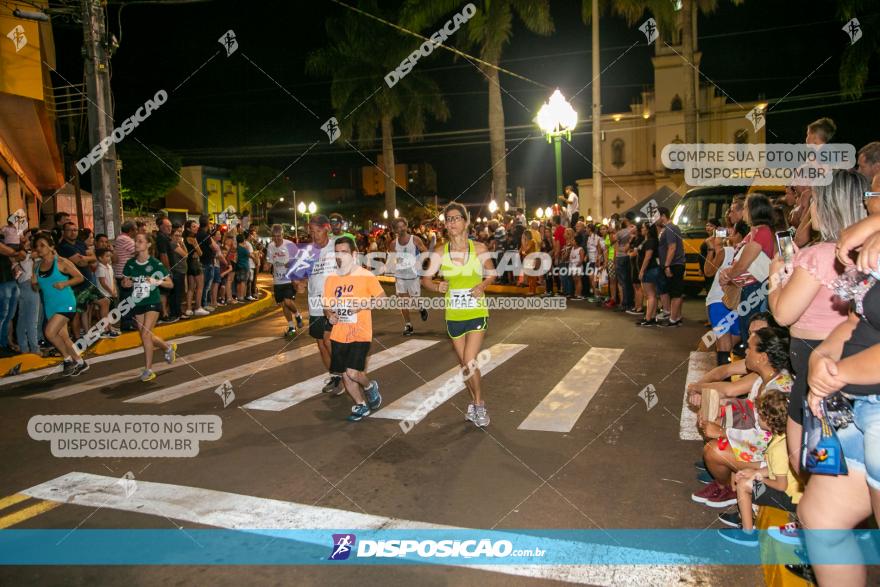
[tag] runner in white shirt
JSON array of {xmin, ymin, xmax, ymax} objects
[
  {"xmin": 267, "ymin": 224, "xmax": 304, "ymax": 338},
  {"xmin": 301, "ymin": 215, "xmax": 344, "ymax": 394},
  {"xmin": 389, "ymin": 217, "xmax": 428, "ymax": 336}
]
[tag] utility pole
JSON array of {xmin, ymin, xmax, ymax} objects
[
  {"xmin": 81, "ymin": 0, "xmax": 121, "ymax": 236},
  {"xmin": 64, "ymin": 87, "xmax": 85, "ymax": 228},
  {"xmin": 591, "ymin": 0, "xmax": 603, "ymax": 220}
]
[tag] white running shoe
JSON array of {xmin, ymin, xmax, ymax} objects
[{"xmin": 194, "ymin": 308, "xmax": 210, "ymax": 316}]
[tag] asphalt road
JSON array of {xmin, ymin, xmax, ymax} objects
[{"xmin": 0, "ymin": 288, "xmax": 763, "ymax": 586}]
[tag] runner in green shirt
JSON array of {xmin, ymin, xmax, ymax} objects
[{"xmin": 122, "ymin": 233, "xmax": 177, "ymax": 382}]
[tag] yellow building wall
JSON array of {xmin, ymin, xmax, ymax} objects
[{"xmin": 0, "ymin": 7, "xmax": 43, "ymax": 100}]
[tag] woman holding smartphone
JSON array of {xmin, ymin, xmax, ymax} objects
[{"xmin": 768, "ymin": 170, "xmax": 867, "ymax": 474}]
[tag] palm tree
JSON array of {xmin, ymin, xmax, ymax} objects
[
  {"xmin": 307, "ymin": 1, "xmax": 449, "ymax": 217},
  {"xmin": 838, "ymin": 1, "xmax": 877, "ymax": 99},
  {"xmin": 404, "ymin": 1, "xmax": 553, "ymax": 203}
]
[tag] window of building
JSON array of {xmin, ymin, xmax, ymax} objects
[
  {"xmin": 611, "ymin": 139, "xmax": 625, "ymax": 169},
  {"xmin": 671, "ymin": 95, "xmax": 682, "ymax": 111}
]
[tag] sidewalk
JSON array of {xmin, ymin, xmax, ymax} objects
[{"xmin": 0, "ymin": 278, "xmax": 276, "ymax": 378}]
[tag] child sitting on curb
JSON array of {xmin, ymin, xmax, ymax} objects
[{"xmin": 717, "ymin": 389, "xmax": 804, "ymax": 546}]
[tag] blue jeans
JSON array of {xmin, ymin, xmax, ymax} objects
[
  {"xmin": 561, "ymin": 273, "xmax": 574, "ymax": 297},
  {"xmin": 16, "ymin": 283, "xmax": 40, "ymax": 354},
  {"xmin": 838, "ymin": 394, "xmax": 880, "ymax": 490},
  {"xmin": 202, "ymin": 265, "xmax": 216, "ymax": 306},
  {"xmin": 615, "ymin": 256, "xmax": 633, "ymax": 309},
  {"xmin": 737, "ymin": 280, "xmax": 767, "ymax": 337},
  {"xmin": 0, "ymin": 280, "xmax": 19, "ymax": 349}
]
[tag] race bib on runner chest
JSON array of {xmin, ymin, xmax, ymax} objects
[
  {"xmin": 336, "ymin": 301, "xmax": 357, "ymax": 323},
  {"xmin": 449, "ymin": 288, "xmax": 477, "ymax": 310}
]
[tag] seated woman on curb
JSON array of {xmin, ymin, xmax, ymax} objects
[
  {"xmin": 691, "ymin": 326, "xmax": 792, "ymax": 509},
  {"xmin": 687, "ymin": 312, "xmax": 776, "ymax": 408}
]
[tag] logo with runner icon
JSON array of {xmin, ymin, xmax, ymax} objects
[{"xmin": 328, "ymin": 533, "xmax": 356, "ymax": 560}]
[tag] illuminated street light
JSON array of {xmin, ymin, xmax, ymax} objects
[
  {"xmin": 544, "ymin": 207, "xmax": 553, "ymax": 219},
  {"xmin": 383, "ymin": 210, "xmax": 388, "ymax": 219},
  {"xmin": 504, "ymin": 201, "xmax": 509, "ymax": 212},
  {"xmin": 488, "ymin": 200, "xmax": 498, "ymax": 214},
  {"xmin": 536, "ymin": 208, "xmax": 544, "ymax": 219},
  {"xmin": 297, "ymin": 202, "xmax": 306, "ymax": 214},
  {"xmin": 536, "ymin": 89, "xmax": 578, "ymax": 197},
  {"xmin": 279, "ymin": 197, "xmax": 284, "ymax": 202},
  {"xmin": 394, "ymin": 208, "xmax": 399, "ymax": 218},
  {"xmin": 308, "ymin": 202, "xmax": 317, "ymax": 214}
]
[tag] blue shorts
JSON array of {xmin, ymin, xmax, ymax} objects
[
  {"xmin": 446, "ymin": 317, "xmax": 488, "ymax": 339},
  {"xmin": 642, "ymin": 266, "xmax": 661, "ymax": 286},
  {"xmin": 837, "ymin": 394, "xmax": 880, "ymax": 490},
  {"xmin": 707, "ymin": 301, "xmax": 741, "ymax": 337}
]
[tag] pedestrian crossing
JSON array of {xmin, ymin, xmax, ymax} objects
[
  {"xmin": 0, "ymin": 335, "xmax": 209, "ymax": 388},
  {"xmin": 679, "ymin": 352, "xmax": 715, "ymax": 441},
  {"xmin": 18, "ymin": 471, "xmax": 702, "ymax": 585},
  {"xmin": 4, "ymin": 333, "xmax": 693, "ymax": 436},
  {"xmin": 25, "ymin": 337, "xmax": 276, "ymax": 401},
  {"xmin": 244, "ymin": 338, "xmax": 440, "ymax": 411}
]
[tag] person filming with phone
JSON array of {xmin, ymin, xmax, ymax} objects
[{"xmin": 768, "ymin": 171, "xmax": 868, "ymax": 474}]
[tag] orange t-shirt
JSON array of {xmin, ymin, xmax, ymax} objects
[{"xmin": 323, "ymin": 266, "xmax": 384, "ymax": 343}]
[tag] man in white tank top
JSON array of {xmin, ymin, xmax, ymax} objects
[{"xmin": 389, "ymin": 217, "xmax": 427, "ymax": 335}]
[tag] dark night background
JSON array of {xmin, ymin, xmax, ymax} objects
[{"xmin": 50, "ymin": 0, "xmax": 880, "ymax": 207}]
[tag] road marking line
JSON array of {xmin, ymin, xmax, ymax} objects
[
  {"xmin": 21, "ymin": 472, "xmax": 701, "ymax": 585},
  {"xmin": 371, "ymin": 343, "xmax": 527, "ymax": 421},
  {"xmin": 244, "ymin": 339, "xmax": 440, "ymax": 412},
  {"xmin": 126, "ymin": 343, "xmax": 320, "ymax": 404},
  {"xmin": 0, "ymin": 336, "xmax": 209, "ymax": 388},
  {"xmin": 0, "ymin": 493, "xmax": 30, "ymax": 511},
  {"xmin": 680, "ymin": 351, "xmax": 715, "ymax": 441},
  {"xmin": 518, "ymin": 347, "xmax": 624, "ymax": 433},
  {"xmin": 0, "ymin": 500, "xmax": 61, "ymax": 529},
  {"xmin": 25, "ymin": 337, "xmax": 277, "ymax": 400}
]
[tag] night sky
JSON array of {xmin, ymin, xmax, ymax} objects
[{"xmin": 51, "ymin": 0, "xmax": 879, "ymax": 208}]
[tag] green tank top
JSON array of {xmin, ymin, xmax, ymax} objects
[
  {"xmin": 441, "ymin": 239, "xmax": 488, "ymax": 321},
  {"xmin": 605, "ymin": 235, "xmax": 615, "ymax": 260}
]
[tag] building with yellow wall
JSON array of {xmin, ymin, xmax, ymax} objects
[
  {"xmin": 0, "ymin": 2, "xmax": 65, "ymax": 230},
  {"xmin": 164, "ymin": 165, "xmax": 246, "ymax": 217}
]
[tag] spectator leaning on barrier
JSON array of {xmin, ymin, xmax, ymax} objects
[
  {"xmin": 197, "ymin": 215, "xmax": 217, "ymax": 311},
  {"xmin": 0, "ymin": 236, "xmax": 21, "ymax": 357},
  {"xmin": 155, "ymin": 217, "xmax": 176, "ymax": 323},
  {"xmin": 183, "ymin": 219, "xmax": 207, "ymax": 317}
]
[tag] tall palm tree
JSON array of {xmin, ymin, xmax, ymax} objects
[
  {"xmin": 404, "ymin": 1, "xmax": 553, "ymax": 203},
  {"xmin": 838, "ymin": 0, "xmax": 877, "ymax": 99},
  {"xmin": 307, "ymin": 1, "xmax": 449, "ymax": 217}
]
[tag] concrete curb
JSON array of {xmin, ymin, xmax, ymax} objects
[{"xmin": 0, "ymin": 288, "xmax": 275, "ymax": 378}]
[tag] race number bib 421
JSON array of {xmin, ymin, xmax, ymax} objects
[{"xmin": 449, "ymin": 288, "xmax": 477, "ymax": 310}]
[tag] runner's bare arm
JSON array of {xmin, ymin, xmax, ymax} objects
[{"xmin": 57, "ymin": 256, "xmax": 85, "ymax": 288}]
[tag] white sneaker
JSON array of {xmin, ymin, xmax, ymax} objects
[
  {"xmin": 204, "ymin": 306, "xmax": 216, "ymax": 312},
  {"xmin": 194, "ymin": 308, "xmax": 210, "ymax": 316},
  {"xmin": 184, "ymin": 310, "xmax": 193, "ymax": 317}
]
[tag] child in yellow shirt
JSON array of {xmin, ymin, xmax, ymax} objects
[{"xmin": 718, "ymin": 389, "xmax": 804, "ymax": 546}]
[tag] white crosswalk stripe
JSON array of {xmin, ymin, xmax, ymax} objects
[
  {"xmin": 0, "ymin": 336, "xmax": 208, "ymax": 388},
  {"xmin": 680, "ymin": 351, "xmax": 714, "ymax": 441},
  {"xmin": 21, "ymin": 472, "xmax": 702, "ymax": 585},
  {"xmin": 244, "ymin": 338, "xmax": 440, "ymax": 411},
  {"xmin": 126, "ymin": 343, "xmax": 320, "ymax": 405},
  {"xmin": 518, "ymin": 347, "xmax": 624, "ymax": 433},
  {"xmin": 24, "ymin": 337, "xmax": 276, "ymax": 400},
  {"xmin": 372, "ymin": 343, "xmax": 527, "ymax": 422}
]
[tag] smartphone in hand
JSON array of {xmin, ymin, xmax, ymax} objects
[{"xmin": 775, "ymin": 230, "xmax": 795, "ymax": 263}]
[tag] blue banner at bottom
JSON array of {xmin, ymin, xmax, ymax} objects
[{"xmin": 1, "ymin": 529, "xmax": 879, "ymax": 565}]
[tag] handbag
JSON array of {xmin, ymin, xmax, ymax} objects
[
  {"xmin": 700, "ymin": 388, "xmax": 721, "ymax": 423},
  {"xmin": 721, "ymin": 283, "xmax": 742, "ymax": 310},
  {"xmin": 801, "ymin": 398, "xmax": 848, "ymax": 476}
]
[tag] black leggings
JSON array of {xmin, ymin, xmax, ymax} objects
[{"xmin": 789, "ymin": 337, "xmax": 822, "ymax": 426}]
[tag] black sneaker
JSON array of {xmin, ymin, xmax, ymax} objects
[
  {"xmin": 785, "ymin": 564, "xmax": 816, "ymax": 583},
  {"xmin": 403, "ymin": 324, "xmax": 414, "ymax": 336},
  {"xmin": 61, "ymin": 360, "xmax": 76, "ymax": 376},
  {"xmin": 718, "ymin": 511, "xmax": 741, "ymax": 528},
  {"xmin": 295, "ymin": 314, "xmax": 304, "ymax": 329},
  {"xmin": 663, "ymin": 318, "xmax": 682, "ymax": 327},
  {"xmin": 70, "ymin": 360, "xmax": 89, "ymax": 377},
  {"xmin": 419, "ymin": 308, "xmax": 428, "ymax": 322},
  {"xmin": 636, "ymin": 319, "xmax": 658, "ymax": 327},
  {"xmin": 284, "ymin": 326, "xmax": 296, "ymax": 338},
  {"xmin": 322, "ymin": 375, "xmax": 342, "ymax": 394}
]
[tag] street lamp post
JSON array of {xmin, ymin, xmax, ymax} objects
[{"xmin": 536, "ymin": 89, "xmax": 577, "ymax": 198}]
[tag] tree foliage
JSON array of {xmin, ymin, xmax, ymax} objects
[{"xmin": 118, "ymin": 143, "xmax": 181, "ymax": 213}]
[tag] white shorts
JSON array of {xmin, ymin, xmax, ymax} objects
[{"xmin": 394, "ymin": 277, "xmax": 420, "ymax": 296}]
